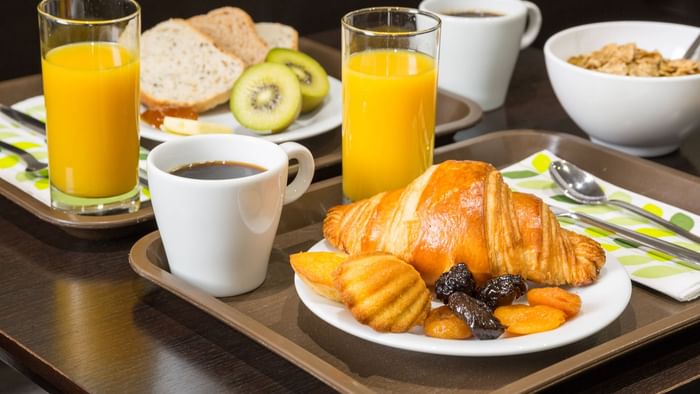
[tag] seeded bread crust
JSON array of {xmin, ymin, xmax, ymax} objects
[
  {"xmin": 255, "ymin": 22, "xmax": 299, "ymax": 50},
  {"xmin": 140, "ymin": 19, "xmax": 245, "ymax": 113},
  {"xmin": 188, "ymin": 7, "xmax": 268, "ymax": 67}
]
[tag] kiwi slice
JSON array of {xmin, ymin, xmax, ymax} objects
[
  {"xmin": 266, "ymin": 48, "xmax": 330, "ymax": 113},
  {"xmin": 230, "ymin": 62, "xmax": 302, "ymax": 132}
]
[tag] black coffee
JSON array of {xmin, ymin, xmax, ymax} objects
[
  {"xmin": 171, "ymin": 161, "xmax": 266, "ymax": 180},
  {"xmin": 444, "ymin": 10, "xmax": 504, "ymax": 18}
]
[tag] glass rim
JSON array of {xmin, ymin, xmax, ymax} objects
[
  {"xmin": 37, "ymin": 0, "xmax": 141, "ymax": 25},
  {"xmin": 341, "ymin": 7, "xmax": 441, "ymax": 37}
]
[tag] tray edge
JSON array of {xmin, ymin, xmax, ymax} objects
[
  {"xmin": 0, "ymin": 177, "xmax": 154, "ymax": 230},
  {"xmin": 435, "ymin": 91, "xmax": 483, "ymax": 137},
  {"xmin": 495, "ymin": 304, "xmax": 700, "ymax": 393}
]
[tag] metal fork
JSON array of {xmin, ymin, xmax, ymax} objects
[
  {"xmin": 0, "ymin": 140, "xmax": 47, "ymax": 173},
  {"xmin": 0, "ymin": 140, "xmax": 149, "ymax": 188}
]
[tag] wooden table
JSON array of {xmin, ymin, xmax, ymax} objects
[{"xmin": 1, "ymin": 31, "xmax": 699, "ymax": 393}]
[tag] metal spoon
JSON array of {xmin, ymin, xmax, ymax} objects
[
  {"xmin": 549, "ymin": 160, "xmax": 700, "ymax": 244},
  {"xmin": 0, "ymin": 140, "xmax": 47, "ymax": 173},
  {"xmin": 683, "ymin": 32, "xmax": 700, "ymax": 59}
]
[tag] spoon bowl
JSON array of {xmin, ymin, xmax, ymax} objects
[
  {"xmin": 549, "ymin": 161, "xmax": 607, "ymax": 204},
  {"xmin": 549, "ymin": 160, "xmax": 700, "ymax": 243}
]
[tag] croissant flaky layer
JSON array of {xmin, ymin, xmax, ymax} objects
[{"xmin": 323, "ymin": 160, "xmax": 605, "ymax": 287}]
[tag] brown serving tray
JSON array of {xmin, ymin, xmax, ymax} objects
[
  {"xmin": 0, "ymin": 38, "xmax": 480, "ymax": 240},
  {"xmin": 130, "ymin": 130, "xmax": 700, "ymax": 392}
]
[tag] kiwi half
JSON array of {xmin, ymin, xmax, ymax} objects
[
  {"xmin": 230, "ymin": 62, "xmax": 302, "ymax": 132},
  {"xmin": 266, "ymin": 48, "xmax": 330, "ymax": 113}
]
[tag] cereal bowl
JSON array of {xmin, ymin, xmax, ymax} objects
[{"xmin": 544, "ymin": 21, "xmax": 700, "ymax": 157}]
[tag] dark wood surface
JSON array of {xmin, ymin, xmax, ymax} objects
[
  {"xmin": 0, "ymin": 0, "xmax": 420, "ymax": 81},
  {"xmin": 4, "ymin": 0, "xmax": 700, "ymax": 81},
  {"xmin": 1, "ymin": 29, "xmax": 699, "ymax": 393}
]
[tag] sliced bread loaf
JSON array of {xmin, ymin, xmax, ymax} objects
[
  {"xmin": 140, "ymin": 19, "xmax": 245, "ymax": 113},
  {"xmin": 255, "ymin": 22, "xmax": 299, "ymax": 50},
  {"xmin": 188, "ymin": 7, "xmax": 268, "ymax": 66}
]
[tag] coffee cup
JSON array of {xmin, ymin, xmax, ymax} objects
[
  {"xmin": 419, "ymin": 0, "xmax": 542, "ymax": 110},
  {"xmin": 147, "ymin": 134, "xmax": 314, "ymax": 297}
]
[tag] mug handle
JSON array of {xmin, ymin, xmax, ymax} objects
[
  {"xmin": 279, "ymin": 142, "xmax": 315, "ymax": 205},
  {"xmin": 520, "ymin": 1, "xmax": 542, "ymax": 49}
]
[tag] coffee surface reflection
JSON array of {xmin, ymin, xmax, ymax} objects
[
  {"xmin": 444, "ymin": 10, "xmax": 504, "ymax": 17},
  {"xmin": 171, "ymin": 161, "xmax": 266, "ymax": 180}
]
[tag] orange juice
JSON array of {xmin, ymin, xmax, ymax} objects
[
  {"xmin": 42, "ymin": 42, "xmax": 139, "ymax": 198},
  {"xmin": 342, "ymin": 49, "xmax": 437, "ymax": 201}
]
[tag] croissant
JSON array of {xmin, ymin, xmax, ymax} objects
[{"xmin": 323, "ymin": 160, "xmax": 605, "ymax": 287}]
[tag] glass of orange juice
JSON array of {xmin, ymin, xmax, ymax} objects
[
  {"xmin": 341, "ymin": 7, "xmax": 441, "ymax": 202},
  {"xmin": 38, "ymin": 0, "xmax": 141, "ymax": 214}
]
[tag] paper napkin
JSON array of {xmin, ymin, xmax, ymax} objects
[
  {"xmin": 502, "ymin": 150, "xmax": 700, "ymax": 302},
  {"xmin": 0, "ymin": 97, "xmax": 150, "ymax": 207}
]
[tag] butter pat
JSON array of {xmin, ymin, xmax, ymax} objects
[{"xmin": 161, "ymin": 116, "xmax": 233, "ymax": 135}]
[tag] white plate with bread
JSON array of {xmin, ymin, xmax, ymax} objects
[
  {"xmin": 296, "ymin": 238, "xmax": 631, "ymax": 357},
  {"xmin": 139, "ymin": 8, "xmax": 341, "ymax": 143},
  {"xmin": 139, "ymin": 76, "xmax": 341, "ymax": 143}
]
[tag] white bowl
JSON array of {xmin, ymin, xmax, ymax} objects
[{"xmin": 544, "ymin": 21, "xmax": 700, "ymax": 157}]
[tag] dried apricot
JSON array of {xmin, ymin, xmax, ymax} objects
[
  {"xmin": 424, "ymin": 305, "xmax": 472, "ymax": 339},
  {"xmin": 493, "ymin": 304, "xmax": 529, "ymax": 326},
  {"xmin": 527, "ymin": 287, "xmax": 581, "ymax": 318},
  {"xmin": 493, "ymin": 305, "xmax": 566, "ymax": 335}
]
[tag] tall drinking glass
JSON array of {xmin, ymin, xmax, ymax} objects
[
  {"xmin": 38, "ymin": 0, "xmax": 141, "ymax": 214},
  {"xmin": 341, "ymin": 7, "xmax": 440, "ymax": 202}
]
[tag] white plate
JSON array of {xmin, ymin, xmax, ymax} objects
[
  {"xmin": 295, "ymin": 239, "xmax": 632, "ymax": 357},
  {"xmin": 139, "ymin": 76, "xmax": 342, "ymax": 143}
]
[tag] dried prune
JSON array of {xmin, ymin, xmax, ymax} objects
[
  {"xmin": 448, "ymin": 292, "xmax": 504, "ymax": 340},
  {"xmin": 435, "ymin": 263, "xmax": 477, "ymax": 304},
  {"xmin": 478, "ymin": 275, "xmax": 527, "ymax": 311}
]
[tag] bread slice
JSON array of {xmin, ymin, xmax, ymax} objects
[
  {"xmin": 188, "ymin": 7, "xmax": 268, "ymax": 66},
  {"xmin": 255, "ymin": 22, "xmax": 299, "ymax": 50},
  {"xmin": 140, "ymin": 19, "xmax": 245, "ymax": 112}
]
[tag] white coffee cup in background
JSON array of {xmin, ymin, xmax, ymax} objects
[
  {"xmin": 147, "ymin": 134, "xmax": 314, "ymax": 297},
  {"xmin": 420, "ymin": 0, "xmax": 542, "ymax": 110}
]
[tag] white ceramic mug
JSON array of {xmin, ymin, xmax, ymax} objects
[
  {"xmin": 147, "ymin": 134, "xmax": 314, "ymax": 297},
  {"xmin": 420, "ymin": 0, "xmax": 542, "ymax": 110}
]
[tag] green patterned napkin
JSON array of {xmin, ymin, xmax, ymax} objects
[
  {"xmin": 0, "ymin": 97, "xmax": 150, "ymax": 207},
  {"xmin": 502, "ymin": 150, "xmax": 700, "ymax": 302}
]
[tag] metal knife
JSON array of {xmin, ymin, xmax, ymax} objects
[
  {"xmin": 0, "ymin": 104, "xmax": 46, "ymax": 136},
  {"xmin": 551, "ymin": 206, "xmax": 700, "ymax": 270}
]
